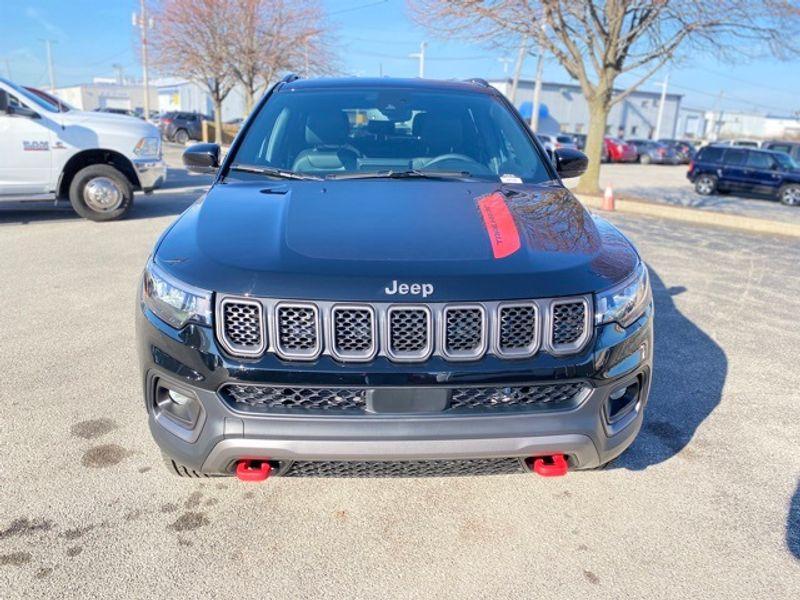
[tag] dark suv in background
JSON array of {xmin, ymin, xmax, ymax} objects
[
  {"xmin": 688, "ymin": 145, "xmax": 800, "ymax": 206},
  {"xmin": 158, "ymin": 111, "xmax": 210, "ymax": 144}
]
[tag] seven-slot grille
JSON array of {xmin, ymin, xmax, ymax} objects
[
  {"xmin": 550, "ymin": 300, "xmax": 588, "ymax": 350},
  {"xmin": 275, "ymin": 303, "xmax": 320, "ymax": 359},
  {"xmin": 219, "ymin": 382, "xmax": 588, "ymax": 414},
  {"xmin": 216, "ymin": 296, "xmax": 591, "ymax": 362},
  {"xmin": 387, "ymin": 307, "xmax": 431, "ymax": 361},
  {"xmin": 218, "ymin": 299, "xmax": 265, "ymax": 356}
]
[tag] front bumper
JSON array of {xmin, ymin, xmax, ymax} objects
[
  {"xmin": 137, "ymin": 303, "xmax": 653, "ymax": 476},
  {"xmin": 133, "ymin": 158, "xmax": 167, "ymax": 191}
]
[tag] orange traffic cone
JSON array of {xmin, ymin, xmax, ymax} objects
[{"xmin": 602, "ymin": 184, "xmax": 615, "ymax": 211}]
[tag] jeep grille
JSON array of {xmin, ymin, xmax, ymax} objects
[{"xmin": 216, "ymin": 295, "xmax": 592, "ymax": 362}]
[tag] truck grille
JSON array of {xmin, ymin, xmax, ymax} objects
[
  {"xmin": 550, "ymin": 299, "xmax": 588, "ymax": 350},
  {"xmin": 443, "ymin": 306, "xmax": 485, "ymax": 359},
  {"xmin": 283, "ymin": 458, "xmax": 525, "ymax": 478},
  {"xmin": 387, "ymin": 307, "xmax": 431, "ymax": 361},
  {"xmin": 331, "ymin": 306, "xmax": 375, "ymax": 361},
  {"xmin": 497, "ymin": 303, "xmax": 538, "ymax": 357},
  {"xmin": 215, "ymin": 295, "xmax": 592, "ymax": 362},
  {"xmin": 219, "ymin": 382, "xmax": 588, "ymax": 414},
  {"xmin": 217, "ymin": 298, "xmax": 265, "ymax": 356},
  {"xmin": 275, "ymin": 303, "xmax": 320, "ymax": 359}
]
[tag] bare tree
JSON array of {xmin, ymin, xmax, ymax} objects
[
  {"xmin": 410, "ymin": 1, "xmax": 800, "ymax": 194},
  {"xmin": 149, "ymin": 0, "xmax": 235, "ymax": 143},
  {"xmin": 228, "ymin": 0, "xmax": 336, "ymax": 115}
]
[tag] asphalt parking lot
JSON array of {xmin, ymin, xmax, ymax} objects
[{"xmin": 0, "ymin": 171, "xmax": 798, "ymax": 599}]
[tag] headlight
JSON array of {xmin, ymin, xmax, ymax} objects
[
  {"xmin": 595, "ymin": 262, "xmax": 651, "ymax": 327},
  {"xmin": 142, "ymin": 262, "xmax": 211, "ymax": 328},
  {"xmin": 133, "ymin": 136, "xmax": 161, "ymax": 158}
]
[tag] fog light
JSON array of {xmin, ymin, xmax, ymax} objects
[
  {"xmin": 155, "ymin": 383, "xmax": 202, "ymax": 429},
  {"xmin": 605, "ymin": 379, "xmax": 640, "ymax": 424}
]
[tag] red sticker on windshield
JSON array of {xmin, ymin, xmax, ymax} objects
[{"xmin": 477, "ymin": 193, "xmax": 521, "ymax": 259}]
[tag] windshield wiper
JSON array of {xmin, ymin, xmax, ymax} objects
[
  {"xmin": 229, "ymin": 164, "xmax": 322, "ymax": 181},
  {"xmin": 326, "ymin": 169, "xmax": 472, "ymax": 180}
]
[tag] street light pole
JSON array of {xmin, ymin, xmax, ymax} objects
[
  {"xmin": 530, "ymin": 47, "xmax": 545, "ymax": 132},
  {"xmin": 43, "ymin": 40, "xmax": 56, "ymax": 92},
  {"xmin": 134, "ymin": 0, "xmax": 153, "ymax": 121},
  {"xmin": 509, "ymin": 36, "xmax": 528, "ymax": 104},
  {"xmin": 654, "ymin": 74, "xmax": 669, "ymax": 140},
  {"xmin": 409, "ymin": 42, "xmax": 426, "ymax": 78}
]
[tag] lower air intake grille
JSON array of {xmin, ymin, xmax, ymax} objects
[
  {"xmin": 220, "ymin": 299, "xmax": 264, "ymax": 355},
  {"xmin": 551, "ymin": 301, "xmax": 586, "ymax": 346},
  {"xmin": 450, "ymin": 382, "xmax": 588, "ymax": 411},
  {"xmin": 284, "ymin": 458, "xmax": 525, "ymax": 478},
  {"xmin": 221, "ymin": 384, "xmax": 366, "ymax": 412}
]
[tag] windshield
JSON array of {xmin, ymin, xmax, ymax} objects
[
  {"xmin": 230, "ymin": 87, "xmax": 552, "ymax": 182},
  {"xmin": 1, "ymin": 78, "xmax": 60, "ymax": 113},
  {"xmin": 774, "ymin": 152, "xmax": 797, "ymax": 170}
]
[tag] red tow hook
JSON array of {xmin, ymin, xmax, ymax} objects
[
  {"xmin": 531, "ymin": 454, "xmax": 569, "ymax": 477},
  {"xmin": 235, "ymin": 459, "xmax": 272, "ymax": 482}
]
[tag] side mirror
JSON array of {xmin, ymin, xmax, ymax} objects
[
  {"xmin": 9, "ymin": 104, "xmax": 40, "ymax": 119},
  {"xmin": 183, "ymin": 143, "xmax": 220, "ymax": 174},
  {"xmin": 554, "ymin": 147, "xmax": 588, "ymax": 179},
  {"xmin": 0, "ymin": 90, "xmax": 7, "ymax": 113}
]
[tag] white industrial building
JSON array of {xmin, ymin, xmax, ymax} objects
[
  {"xmin": 490, "ymin": 78, "xmax": 683, "ymax": 139},
  {"xmin": 54, "ymin": 79, "xmax": 158, "ymax": 112}
]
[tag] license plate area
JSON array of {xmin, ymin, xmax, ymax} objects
[{"xmin": 367, "ymin": 387, "xmax": 450, "ymax": 414}]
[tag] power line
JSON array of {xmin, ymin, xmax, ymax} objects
[{"xmin": 329, "ymin": 0, "xmax": 388, "ymax": 16}]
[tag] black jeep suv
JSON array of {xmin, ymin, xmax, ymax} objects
[{"xmin": 137, "ymin": 76, "xmax": 653, "ymax": 480}]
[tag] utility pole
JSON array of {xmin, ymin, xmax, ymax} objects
[
  {"xmin": 112, "ymin": 63, "xmax": 125, "ymax": 85},
  {"xmin": 409, "ymin": 42, "xmax": 426, "ymax": 78},
  {"xmin": 710, "ymin": 91, "xmax": 724, "ymax": 141},
  {"xmin": 498, "ymin": 56, "xmax": 512, "ymax": 75},
  {"xmin": 654, "ymin": 74, "xmax": 669, "ymax": 140},
  {"xmin": 3, "ymin": 58, "xmax": 11, "ymax": 80},
  {"xmin": 509, "ymin": 36, "xmax": 528, "ymax": 104},
  {"xmin": 42, "ymin": 39, "xmax": 56, "ymax": 92},
  {"xmin": 530, "ymin": 47, "xmax": 545, "ymax": 131},
  {"xmin": 133, "ymin": 1, "xmax": 153, "ymax": 120}
]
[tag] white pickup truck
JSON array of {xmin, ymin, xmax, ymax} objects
[{"xmin": 0, "ymin": 77, "xmax": 166, "ymax": 221}]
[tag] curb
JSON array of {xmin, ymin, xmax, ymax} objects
[{"xmin": 575, "ymin": 194, "xmax": 800, "ymax": 238}]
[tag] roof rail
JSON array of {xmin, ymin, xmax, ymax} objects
[
  {"xmin": 464, "ymin": 78, "xmax": 490, "ymax": 87},
  {"xmin": 280, "ymin": 73, "xmax": 300, "ymax": 84}
]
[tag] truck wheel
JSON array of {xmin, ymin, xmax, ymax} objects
[
  {"xmin": 174, "ymin": 129, "xmax": 189, "ymax": 144},
  {"xmin": 779, "ymin": 184, "xmax": 800, "ymax": 206},
  {"xmin": 68, "ymin": 164, "xmax": 133, "ymax": 221},
  {"xmin": 694, "ymin": 174, "xmax": 717, "ymax": 196}
]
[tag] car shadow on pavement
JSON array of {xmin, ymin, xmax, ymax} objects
[
  {"xmin": 613, "ymin": 268, "xmax": 728, "ymax": 471},
  {"xmin": 788, "ymin": 481, "xmax": 800, "ymax": 560}
]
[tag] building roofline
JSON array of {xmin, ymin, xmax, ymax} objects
[{"xmin": 488, "ymin": 77, "xmax": 682, "ymax": 101}]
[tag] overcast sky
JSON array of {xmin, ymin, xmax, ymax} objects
[{"xmin": 1, "ymin": 0, "xmax": 798, "ymax": 116}]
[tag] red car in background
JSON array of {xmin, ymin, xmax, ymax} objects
[{"xmin": 603, "ymin": 136, "xmax": 638, "ymax": 162}]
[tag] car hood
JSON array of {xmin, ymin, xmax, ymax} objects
[
  {"xmin": 59, "ymin": 110, "xmax": 157, "ymax": 137},
  {"xmin": 155, "ymin": 180, "xmax": 639, "ymax": 301}
]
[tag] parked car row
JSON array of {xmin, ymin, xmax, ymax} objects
[{"xmin": 157, "ymin": 111, "xmax": 212, "ymax": 144}]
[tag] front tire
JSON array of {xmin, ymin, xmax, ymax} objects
[
  {"xmin": 174, "ymin": 128, "xmax": 189, "ymax": 144},
  {"xmin": 694, "ymin": 174, "xmax": 717, "ymax": 196},
  {"xmin": 68, "ymin": 164, "xmax": 133, "ymax": 221},
  {"xmin": 779, "ymin": 183, "xmax": 800, "ymax": 206}
]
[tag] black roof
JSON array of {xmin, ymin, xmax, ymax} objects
[{"xmin": 281, "ymin": 77, "xmax": 497, "ymax": 95}]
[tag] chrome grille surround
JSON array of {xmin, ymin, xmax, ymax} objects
[
  {"xmin": 274, "ymin": 302, "xmax": 321, "ymax": 360},
  {"xmin": 440, "ymin": 304, "xmax": 487, "ymax": 361},
  {"xmin": 215, "ymin": 297, "xmax": 266, "ymax": 357},
  {"xmin": 385, "ymin": 305, "xmax": 433, "ymax": 362},
  {"xmin": 215, "ymin": 296, "xmax": 593, "ymax": 362},
  {"xmin": 545, "ymin": 297, "xmax": 592, "ymax": 356},
  {"xmin": 328, "ymin": 304, "xmax": 377, "ymax": 362},
  {"xmin": 494, "ymin": 302, "xmax": 540, "ymax": 359}
]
